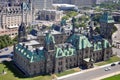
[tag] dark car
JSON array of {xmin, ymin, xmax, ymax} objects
[
  {"xmin": 118, "ymin": 62, "xmax": 120, "ymax": 65},
  {"xmin": 4, "ymin": 48, "xmax": 8, "ymax": 51},
  {"xmin": 111, "ymin": 63, "xmax": 116, "ymax": 66},
  {"xmin": 0, "ymin": 50, "xmax": 3, "ymax": 53}
]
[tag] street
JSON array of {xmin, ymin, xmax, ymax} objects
[
  {"xmin": 0, "ymin": 46, "xmax": 13, "ymax": 63},
  {"xmin": 58, "ymin": 63, "xmax": 120, "ymax": 80}
]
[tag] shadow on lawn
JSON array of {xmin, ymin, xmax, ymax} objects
[
  {"xmin": 2, "ymin": 61, "xmax": 27, "ymax": 78},
  {"xmin": 2, "ymin": 61, "xmax": 51, "ymax": 79}
]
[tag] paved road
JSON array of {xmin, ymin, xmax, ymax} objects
[
  {"xmin": 59, "ymin": 64, "xmax": 120, "ymax": 80},
  {"xmin": 0, "ymin": 46, "xmax": 13, "ymax": 63}
]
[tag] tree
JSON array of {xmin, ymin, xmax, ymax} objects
[
  {"xmin": 62, "ymin": 16, "xmax": 69, "ymax": 20},
  {"xmin": 92, "ymin": 14, "xmax": 102, "ymax": 22},
  {"xmin": 112, "ymin": 26, "xmax": 118, "ymax": 34},
  {"xmin": 0, "ymin": 35, "xmax": 14, "ymax": 49},
  {"xmin": 13, "ymin": 35, "xmax": 18, "ymax": 43}
]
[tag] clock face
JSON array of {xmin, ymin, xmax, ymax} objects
[{"xmin": 22, "ymin": 2, "xmax": 30, "ymax": 11}]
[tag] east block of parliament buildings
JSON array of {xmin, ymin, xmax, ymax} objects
[{"xmin": 13, "ymin": 12, "xmax": 114, "ymax": 76}]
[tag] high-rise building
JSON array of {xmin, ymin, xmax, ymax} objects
[
  {"xmin": 33, "ymin": 0, "xmax": 53, "ymax": 11},
  {"xmin": 53, "ymin": 0, "xmax": 95, "ymax": 7},
  {"xmin": 96, "ymin": 0, "xmax": 119, "ymax": 4},
  {"xmin": 53, "ymin": 0, "xmax": 72, "ymax": 4}
]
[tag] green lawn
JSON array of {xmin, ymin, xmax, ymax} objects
[
  {"xmin": 0, "ymin": 61, "xmax": 51, "ymax": 80},
  {"xmin": 56, "ymin": 69, "xmax": 77, "ymax": 77},
  {"xmin": 102, "ymin": 74, "xmax": 120, "ymax": 80},
  {"xmin": 95, "ymin": 56, "xmax": 120, "ymax": 66}
]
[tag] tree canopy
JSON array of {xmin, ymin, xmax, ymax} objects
[{"xmin": 0, "ymin": 35, "xmax": 17, "ymax": 49}]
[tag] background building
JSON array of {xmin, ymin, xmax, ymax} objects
[
  {"xmin": 96, "ymin": 0, "xmax": 119, "ymax": 4},
  {"xmin": 33, "ymin": 0, "xmax": 53, "ymax": 11},
  {"xmin": 53, "ymin": 0, "xmax": 95, "ymax": 7},
  {"xmin": 0, "ymin": 1, "xmax": 33, "ymax": 37},
  {"xmin": 37, "ymin": 10, "xmax": 63, "ymax": 21}
]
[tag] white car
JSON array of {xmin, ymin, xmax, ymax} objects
[
  {"xmin": 107, "ymin": 67, "xmax": 111, "ymax": 70},
  {"xmin": 104, "ymin": 67, "xmax": 111, "ymax": 71}
]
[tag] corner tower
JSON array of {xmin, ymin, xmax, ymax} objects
[
  {"xmin": 18, "ymin": 22, "xmax": 27, "ymax": 42},
  {"xmin": 100, "ymin": 12, "xmax": 115, "ymax": 44}
]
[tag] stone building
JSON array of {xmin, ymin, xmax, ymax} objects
[
  {"xmin": 37, "ymin": 10, "xmax": 63, "ymax": 21},
  {"xmin": 0, "ymin": 0, "xmax": 32, "ymax": 37},
  {"xmin": 13, "ymin": 17, "xmax": 112, "ymax": 76},
  {"xmin": 33, "ymin": 0, "xmax": 53, "ymax": 11}
]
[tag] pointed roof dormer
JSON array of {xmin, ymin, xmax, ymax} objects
[{"xmin": 45, "ymin": 32, "xmax": 55, "ymax": 45}]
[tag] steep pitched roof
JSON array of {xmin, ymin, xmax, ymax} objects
[
  {"xmin": 55, "ymin": 43, "xmax": 76, "ymax": 58},
  {"xmin": 45, "ymin": 33, "xmax": 55, "ymax": 45},
  {"xmin": 15, "ymin": 44, "xmax": 45, "ymax": 63},
  {"xmin": 93, "ymin": 39, "xmax": 111, "ymax": 51},
  {"xmin": 67, "ymin": 34, "xmax": 92, "ymax": 50}
]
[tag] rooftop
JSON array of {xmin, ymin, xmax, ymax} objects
[{"xmin": 15, "ymin": 43, "xmax": 45, "ymax": 63}]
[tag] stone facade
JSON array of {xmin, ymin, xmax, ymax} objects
[{"xmin": 37, "ymin": 10, "xmax": 63, "ymax": 21}]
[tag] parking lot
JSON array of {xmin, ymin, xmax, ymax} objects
[{"xmin": 0, "ymin": 46, "xmax": 13, "ymax": 63}]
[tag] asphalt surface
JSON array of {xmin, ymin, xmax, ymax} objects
[
  {"xmin": 0, "ymin": 46, "xmax": 13, "ymax": 63},
  {"xmin": 59, "ymin": 64, "xmax": 120, "ymax": 80}
]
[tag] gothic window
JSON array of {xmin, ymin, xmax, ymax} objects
[
  {"xmin": 66, "ymin": 59, "xmax": 68, "ymax": 63},
  {"xmin": 34, "ymin": 65, "xmax": 36, "ymax": 69},
  {"xmin": 50, "ymin": 55, "xmax": 52, "ymax": 60},
  {"xmin": 70, "ymin": 58, "xmax": 72, "ymax": 62},
  {"xmin": 59, "ymin": 62, "xmax": 62, "ymax": 65},
  {"xmin": 49, "ymin": 43, "xmax": 54, "ymax": 50}
]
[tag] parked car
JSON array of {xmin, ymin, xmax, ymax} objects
[
  {"xmin": 104, "ymin": 67, "xmax": 111, "ymax": 71},
  {"xmin": 8, "ymin": 53, "xmax": 14, "ymax": 59},
  {"xmin": 0, "ymin": 50, "xmax": 2, "ymax": 53},
  {"xmin": 4, "ymin": 48, "xmax": 8, "ymax": 51},
  {"xmin": 111, "ymin": 63, "xmax": 116, "ymax": 66},
  {"xmin": 0, "ymin": 50, "xmax": 3, "ymax": 53},
  {"xmin": 118, "ymin": 62, "xmax": 120, "ymax": 65}
]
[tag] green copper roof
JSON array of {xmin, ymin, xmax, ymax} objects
[
  {"xmin": 67, "ymin": 34, "xmax": 92, "ymax": 50},
  {"xmin": 100, "ymin": 12, "xmax": 114, "ymax": 23},
  {"xmin": 103, "ymin": 39, "xmax": 111, "ymax": 48},
  {"xmin": 45, "ymin": 33, "xmax": 55, "ymax": 44},
  {"xmin": 55, "ymin": 44, "xmax": 76, "ymax": 58},
  {"xmin": 15, "ymin": 44, "xmax": 45, "ymax": 63},
  {"xmin": 93, "ymin": 41, "xmax": 102, "ymax": 51},
  {"xmin": 93, "ymin": 39, "xmax": 111, "ymax": 51}
]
